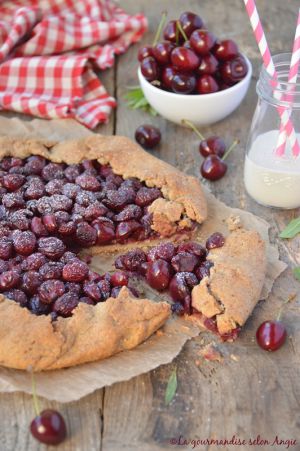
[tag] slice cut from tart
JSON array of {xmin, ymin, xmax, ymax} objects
[
  {"xmin": 115, "ymin": 227, "xmax": 267, "ymax": 340},
  {"xmin": 0, "ymin": 134, "xmax": 207, "ymax": 253}
]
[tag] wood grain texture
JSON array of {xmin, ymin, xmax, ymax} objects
[{"xmin": 0, "ymin": 0, "xmax": 300, "ymax": 450}]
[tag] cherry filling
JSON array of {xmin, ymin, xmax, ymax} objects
[
  {"xmin": 0, "ymin": 155, "xmax": 196, "ymax": 318},
  {"xmin": 0, "ymin": 156, "xmax": 194, "ymax": 250},
  {"xmin": 0, "ymin": 242, "xmax": 138, "ymax": 318},
  {"xmin": 114, "ymin": 234, "xmax": 238, "ymax": 339}
]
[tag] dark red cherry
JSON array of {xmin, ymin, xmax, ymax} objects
[
  {"xmin": 152, "ymin": 42, "xmax": 174, "ymax": 65},
  {"xmin": 30, "ymin": 409, "xmax": 67, "ymax": 445},
  {"xmin": 206, "ymin": 232, "xmax": 225, "ymax": 249},
  {"xmin": 13, "ymin": 231, "xmax": 37, "ymax": 256},
  {"xmin": 135, "ymin": 124, "xmax": 161, "ymax": 149},
  {"xmin": 92, "ymin": 218, "xmax": 115, "ymax": 244},
  {"xmin": 171, "ymin": 252, "xmax": 198, "ymax": 272},
  {"xmin": 3, "ymin": 174, "xmax": 25, "ymax": 191},
  {"xmin": 161, "ymin": 66, "xmax": 178, "ymax": 90},
  {"xmin": 31, "ymin": 217, "xmax": 48, "ymax": 237},
  {"xmin": 138, "ymin": 45, "xmax": 153, "ymax": 62},
  {"xmin": 197, "ymin": 75, "xmax": 219, "ymax": 94},
  {"xmin": 110, "ymin": 271, "xmax": 129, "ymax": 287},
  {"xmin": 200, "ymin": 155, "xmax": 227, "ymax": 180},
  {"xmin": 0, "ymin": 237, "xmax": 13, "ymax": 259},
  {"xmin": 42, "ymin": 214, "xmax": 57, "ymax": 233},
  {"xmin": 38, "ymin": 280, "xmax": 65, "ymax": 303},
  {"xmin": 177, "ymin": 242, "xmax": 207, "ymax": 259},
  {"xmin": 146, "ymin": 259, "xmax": 172, "ymax": 291},
  {"xmin": 171, "ymin": 74, "xmax": 196, "ymax": 94},
  {"xmin": 169, "ymin": 272, "xmax": 197, "ymax": 302},
  {"xmin": 190, "ymin": 30, "xmax": 216, "ymax": 56},
  {"xmin": 116, "ymin": 220, "xmax": 142, "ymax": 240},
  {"xmin": 0, "ymin": 270, "xmax": 20, "ymax": 290},
  {"xmin": 199, "ymin": 136, "xmax": 226, "ymax": 157},
  {"xmin": 256, "ymin": 320, "xmax": 287, "ymax": 351},
  {"xmin": 220, "ymin": 55, "xmax": 248, "ymax": 85},
  {"xmin": 179, "ymin": 11, "xmax": 204, "ymax": 37},
  {"xmin": 196, "ymin": 53, "xmax": 219, "ymax": 75},
  {"xmin": 62, "ymin": 259, "xmax": 89, "ymax": 282},
  {"xmin": 170, "ymin": 47, "xmax": 200, "ymax": 72},
  {"xmin": 141, "ymin": 57, "xmax": 160, "ymax": 82},
  {"xmin": 147, "ymin": 242, "xmax": 176, "ymax": 262},
  {"xmin": 213, "ymin": 39, "xmax": 239, "ymax": 61},
  {"xmin": 163, "ymin": 20, "xmax": 183, "ymax": 44},
  {"xmin": 195, "ymin": 260, "xmax": 213, "ymax": 280}
]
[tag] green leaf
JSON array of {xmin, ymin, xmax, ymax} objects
[
  {"xmin": 149, "ymin": 105, "xmax": 158, "ymax": 116},
  {"xmin": 293, "ymin": 267, "xmax": 300, "ymax": 282},
  {"xmin": 132, "ymin": 97, "xmax": 148, "ymax": 109},
  {"xmin": 279, "ymin": 217, "xmax": 300, "ymax": 239},
  {"xmin": 165, "ymin": 368, "xmax": 177, "ymax": 405},
  {"xmin": 124, "ymin": 86, "xmax": 158, "ymax": 116}
]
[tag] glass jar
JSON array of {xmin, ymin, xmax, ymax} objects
[{"xmin": 244, "ymin": 53, "xmax": 300, "ymax": 209}]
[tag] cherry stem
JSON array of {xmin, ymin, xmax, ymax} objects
[
  {"xmin": 176, "ymin": 20, "xmax": 188, "ymax": 42},
  {"xmin": 152, "ymin": 11, "xmax": 167, "ymax": 46},
  {"xmin": 276, "ymin": 293, "xmax": 297, "ymax": 321},
  {"xmin": 222, "ymin": 139, "xmax": 239, "ymax": 161},
  {"xmin": 31, "ymin": 372, "xmax": 41, "ymax": 417},
  {"xmin": 181, "ymin": 119, "xmax": 205, "ymax": 140}
]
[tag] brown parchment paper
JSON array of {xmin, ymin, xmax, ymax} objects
[{"xmin": 0, "ymin": 117, "xmax": 286, "ymax": 402}]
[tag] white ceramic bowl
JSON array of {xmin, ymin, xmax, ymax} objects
[{"xmin": 138, "ymin": 55, "xmax": 252, "ymax": 126}]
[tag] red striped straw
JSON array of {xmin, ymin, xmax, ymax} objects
[
  {"xmin": 244, "ymin": 0, "xmax": 300, "ymax": 157},
  {"xmin": 276, "ymin": 9, "xmax": 300, "ymax": 156}
]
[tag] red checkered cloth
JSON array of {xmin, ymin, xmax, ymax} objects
[{"xmin": 0, "ymin": 0, "xmax": 147, "ymax": 128}]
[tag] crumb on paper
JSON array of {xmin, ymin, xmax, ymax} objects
[
  {"xmin": 230, "ymin": 354, "xmax": 240, "ymax": 362},
  {"xmin": 226, "ymin": 215, "xmax": 242, "ymax": 231},
  {"xmin": 199, "ymin": 344, "xmax": 223, "ymax": 362},
  {"xmin": 156, "ymin": 330, "xmax": 164, "ymax": 337}
]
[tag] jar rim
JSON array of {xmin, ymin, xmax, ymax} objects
[{"xmin": 257, "ymin": 52, "xmax": 300, "ymax": 108}]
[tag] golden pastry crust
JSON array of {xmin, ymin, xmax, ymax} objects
[
  {"xmin": 0, "ymin": 134, "xmax": 207, "ymax": 247},
  {"xmin": 191, "ymin": 228, "xmax": 267, "ymax": 334},
  {"xmin": 0, "ymin": 287, "xmax": 171, "ymax": 371}
]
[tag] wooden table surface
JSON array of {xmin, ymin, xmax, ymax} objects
[{"xmin": 1, "ymin": 1, "xmax": 300, "ymax": 450}]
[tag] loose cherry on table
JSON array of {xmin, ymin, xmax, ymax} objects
[
  {"xmin": 200, "ymin": 140, "xmax": 238, "ymax": 181},
  {"xmin": 255, "ymin": 295, "xmax": 295, "ymax": 351},
  {"xmin": 181, "ymin": 118, "xmax": 239, "ymax": 180},
  {"xmin": 30, "ymin": 373, "xmax": 67, "ymax": 445},
  {"xmin": 256, "ymin": 320, "xmax": 287, "ymax": 352},
  {"xmin": 135, "ymin": 124, "xmax": 161, "ymax": 149}
]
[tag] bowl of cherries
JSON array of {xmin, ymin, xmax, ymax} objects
[{"xmin": 138, "ymin": 11, "xmax": 252, "ymax": 125}]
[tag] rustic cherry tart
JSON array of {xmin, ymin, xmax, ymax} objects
[{"xmin": 0, "ymin": 135, "xmax": 266, "ymax": 371}]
